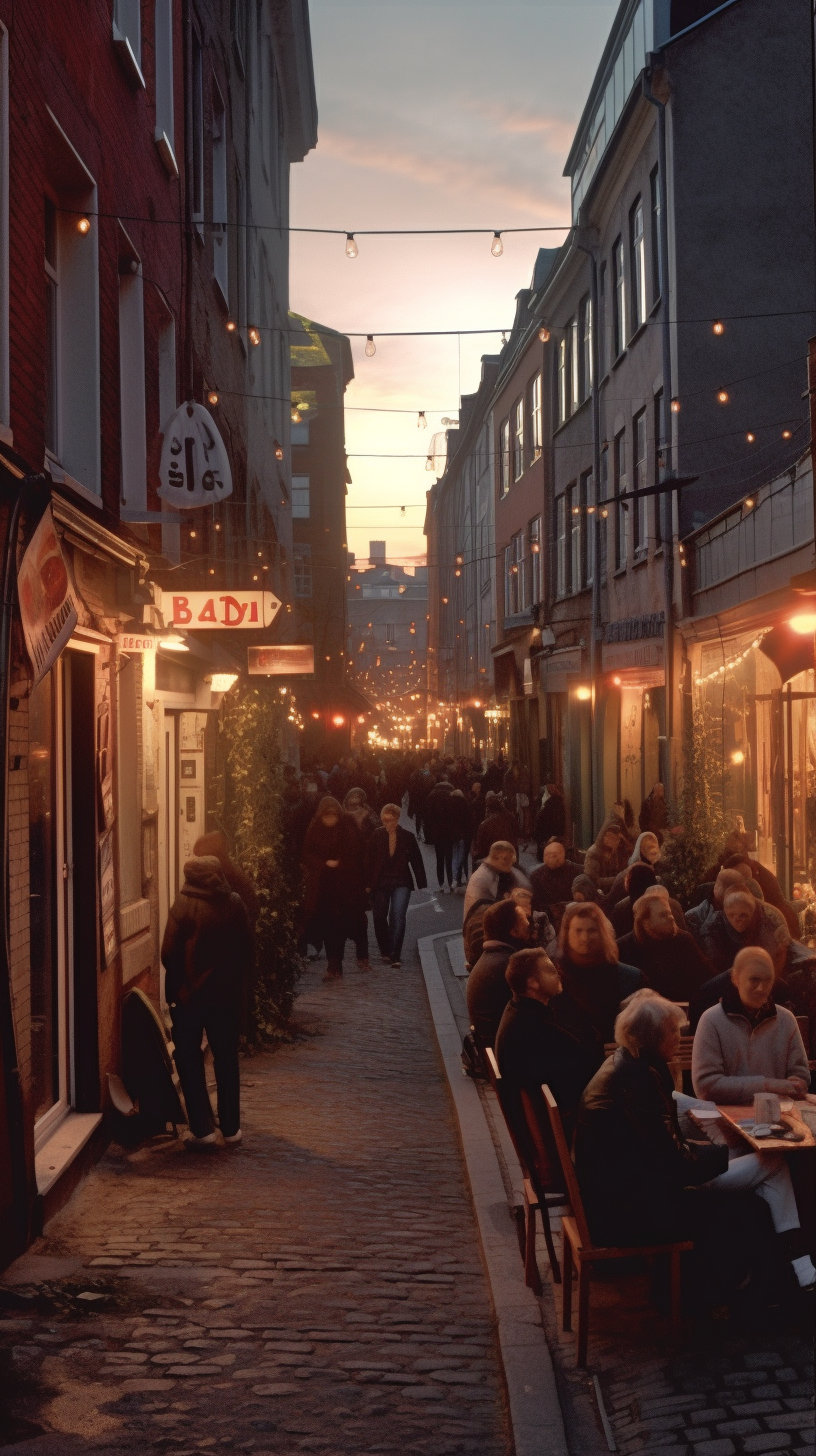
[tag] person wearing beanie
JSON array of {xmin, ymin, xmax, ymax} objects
[
  {"xmin": 161, "ymin": 856, "xmax": 253, "ymax": 1148},
  {"xmin": 300, "ymin": 797, "xmax": 370, "ymax": 978}
]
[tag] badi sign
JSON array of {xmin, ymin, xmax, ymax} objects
[
  {"xmin": 247, "ymin": 644, "xmax": 315, "ymax": 676},
  {"xmin": 167, "ymin": 591, "xmax": 281, "ymax": 630}
]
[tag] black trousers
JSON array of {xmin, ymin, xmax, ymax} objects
[
  {"xmin": 172, "ymin": 1001, "xmax": 240, "ymax": 1139},
  {"xmin": 435, "ymin": 841, "xmax": 453, "ymax": 888}
]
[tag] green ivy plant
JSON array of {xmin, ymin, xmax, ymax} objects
[
  {"xmin": 662, "ymin": 698, "xmax": 729, "ymax": 909},
  {"xmin": 213, "ymin": 683, "xmax": 301, "ymax": 1046}
]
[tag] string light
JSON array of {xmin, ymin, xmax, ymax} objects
[
  {"xmin": 77, "ymin": 216, "xmax": 91, "ymax": 234},
  {"xmin": 345, "ymin": 233, "xmax": 358, "ymax": 258},
  {"xmin": 226, "ymin": 319, "xmax": 237, "ymax": 332},
  {"xmin": 207, "ymin": 390, "xmax": 219, "ymax": 405},
  {"xmin": 713, "ymin": 320, "xmax": 724, "ymax": 335},
  {"xmin": 670, "ymin": 398, "xmax": 681, "ymax": 414},
  {"xmin": 417, "ymin": 411, "xmax": 427, "ymax": 429},
  {"xmin": 273, "ymin": 440, "xmax": 284, "ymax": 460},
  {"xmin": 365, "ymin": 335, "xmax": 376, "ymax": 356},
  {"xmin": 743, "ymin": 497, "xmax": 755, "ymax": 510},
  {"xmin": 717, "ymin": 389, "xmax": 729, "ymax": 404},
  {"xmin": 695, "ymin": 629, "xmax": 772, "ymax": 684},
  {"xmin": 491, "ymin": 232, "xmax": 503, "ymax": 257},
  {"xmin": 782, "ymin": 429, "xmax": 792, "ymax": 439},
  {"xmin": 746, "ymin": 432, "xmax": 755, "ymax": 442},
  {"xmin": 248, "ymin": 326, "xmax": 261, "ymax": 346},
  {"xmin": 538, "ymin": 325, "xmax": 551, "ymax": 342}
]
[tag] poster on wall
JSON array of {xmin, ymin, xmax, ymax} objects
[
  {"xmin": 97, "ymin": 702, "xmax": 114, "ymax": 830},
  {"xmin": 247, "ymin": 644, "xmax": 315, "ymax": 676},
  {"xmin": 17, "ymin": 504, "xmax": 79, "ymax": 688},
  {"xmin": 99, "ymin": 829, "xmax": 117, "ymax": 968}
]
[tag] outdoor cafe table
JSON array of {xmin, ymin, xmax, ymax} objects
[{"xmin": 689, "ymin": 1103, "xmax": 816, "ymax": 1152}]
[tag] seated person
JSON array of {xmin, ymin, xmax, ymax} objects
[
  {"xmin": 509, "ymin": 885, "xmax": 557, "ymax": 954},
  {"xmin": 691, "ymin": 948, "xmax": 814, "ymax": 1289},
  {"xmin": 583, "ymin": 818, "xmax": 629, "ymax": 892},
  {"xmin": 696, "ymin": 848, "xmax": 800, "ymax": 938},
  {"xmin": 463, "ymin": 840, "xmax": 531, "ymax": 920},
  {"xmin": 530, "ymin": 839, "xmax": 581, "ymax": 926},
  {"xmin": 605, "ymin": 832, "xmax": 663, "ymax": 910},
  {"xmin": 616, "ymin": 893, "xmax": 713, "ymax": 1001},
  {"xmin": 571, "ymin": 873, "xmax": 604, "ymax": 905},
  {"xmin": 464, "ymin": 886, "xmax": 554, "ymax": 969},
  {"xmin": 698, "ymin": 887, "xmax": 794, "ymax": 976},
  {"xmin": 686, "ymin": 867, "xmax": 750, "ymax": 944},
  {"xmin": 466, "ymin": 898, "xmax": 530, "ymax": 1046},
  {"xmin": 611, "ymin": 865, "xmax": 685, "ymax": 937},
  {"xmin": 573, "ymin": 991, "xmax": 804, "ymax": 1298},
  {"xmin": 463, "ymin": 895, "xmax": 496, "ymax": 970},
  {"xmin": 555, "ymin": 901, "xmax": 643, "ymax": 1044},
  {"xmin": 495, "ymin": 947, "xmax": 601, "ymax": 1129},
  {"xmin": 472, "ymin": 792, "xmax": 520, "ymax": 863}
]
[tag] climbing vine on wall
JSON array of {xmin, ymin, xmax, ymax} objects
[
  {"xmin": 663, "ymin": 696, "xmax": 729, "ymax": 908},
  {"xmin": 214, "ymin": 683, "xmax": 301, "ymax": 1045}
]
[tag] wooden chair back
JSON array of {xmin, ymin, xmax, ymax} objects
[
  {"xmin": 484, "ymin": 1047, "xmax": 532, "ymax": 1175},
  {"xmin": 517, "ymin": 1086, "xmax": 566, "ymax": 1200},
  {"xmin": 541, "ymin": 1084, "xmax": 593, "ymax": 1249}
]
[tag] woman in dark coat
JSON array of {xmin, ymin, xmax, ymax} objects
[
  {"xmin": 301, "ymin": 797, "xmax": 369, "ymax": 978},
  {"xmin": 533, "ymin": 784, "xmax": 566, "ymax": 861},
  {"xmin": 161, "ymin": 856, "xmax": 253, "ymax": 1145},
  {"xmin": 366, "ymin": 804, "xmax": 427, "ymax": 967}
]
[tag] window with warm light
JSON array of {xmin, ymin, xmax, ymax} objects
[
  {"xmin": 499, "ymin": 418, "xmax": 511, "ymax": 496},
  {"xmin": 530, "ymin": 374, "xmax": 543, "ymax": 459},
  {"xmin": 513, "ymin": 398, "xmax": 524, "ymax": 480}
]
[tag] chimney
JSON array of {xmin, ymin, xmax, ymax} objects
[{"xmin": 369, "ymin": 540, "xmax": 386, "ymax": 566}]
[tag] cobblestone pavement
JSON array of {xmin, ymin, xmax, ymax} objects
[{"xmin": 0, "ymin": 880, "xmax": 510, "ymax": 1454}]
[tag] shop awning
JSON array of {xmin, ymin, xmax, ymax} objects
[{"xmin": 758, "ymin": 624, "xmax": 816, "ymax": 684}]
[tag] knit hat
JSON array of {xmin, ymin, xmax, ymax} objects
[{"xmin": 182, "ymin": 856, "xmax": 230, "ymax": 894}]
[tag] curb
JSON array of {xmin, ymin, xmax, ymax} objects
[{"xmin": 418, "ymin": 932, "xmax": 569, "ymax": 1456}]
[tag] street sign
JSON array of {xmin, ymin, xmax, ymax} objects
[
  {"xmin": 158, "ymin": 400, "xmax": 233, "ymax": 506},
  {"xmin": 167, "ymin": 590, "xmax": 281, "ymax": 629},
  {"xmin": 247, "ymin": 643, "xmax": 314, "ymax": 675}
]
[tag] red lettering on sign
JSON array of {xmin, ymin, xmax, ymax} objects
[
  {"xmin": 197, "ymin": 598, "xmax": 217, "ymax": 623},
  {"xmin": 248, "ymin": 601, "xmax": 258, "ymax": 623},
  {"xmin": 173, "ymin": 596, "xmax": 192, "ymax": 624},
  {"xmin": 220, "ymin": 595, "xmax": 248, "ymax": 626}
]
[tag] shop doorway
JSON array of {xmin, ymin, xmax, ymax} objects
[{"xmin": 157, "ymin": 710, "xmax": 207, "ymax": 1005}]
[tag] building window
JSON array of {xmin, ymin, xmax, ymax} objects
[
  {"xmin": 385, "ymin": 623, "xmax": 395, "ymax": 644},
  {"xmin": 292, "ymin": 475, "xmax": 310, "ymax": 518},
  {"xmin": 653, "ymin": 388, "xmax": 665, "ymax": 545},
  {"xmin": 630, "ymin": 198, "xmax": 646, "ymax": 333},
  {"xmin": 580, "ymin": 468, "xmax": 594, "ymax": 586},
  {"xmin": 579, "ymin": 293, "xmax": 592, "ymax": 401},
  {"xmin": 598, "ymin": 261, "xmax": 607, "ymax": 377},
  {"xmin": 154, "ymin": 0, "xmax": 177, "ymax": 174},
  {"xmin": 113, "ymin": 0, "xmax": 143, "ymax": 82},
  {"xmin": 191, "ymin": 29, "xmax": 204, "ymax": 225},
  {"xmin": 513, "ymin": 398, "xmax": 524, "ymax": 479},
  {"xmin": 118, "ymin": 248, "xmax": 147, "ymax": 510},
  {"xmin": 44, "ymin": 199, "xmax": 59, "ymax": 456},
  {"xmin": 499, "ymin": 418, "xmax": 511, "ymax": 496},
  {"xmin": 212, "ymin": 87, "xmax": 228, "ymax": 303},
  {"xmin": 504, "ymin": 534, "xmax": 524, "ymax": 616},
  {"xmin": 633, "ymin": 407, "xmax": 647, "ymax": 554},
  {"xmin": 530, "ymin": 374, "xmax": 543, "ymax": 458},
  {"xmin": 293, "ymin": 542, "xmax": 312, "ymax": 597},
  {"xmin": 529, "ymin": 516, "xmax": 542, "ymax": 604},
  {"xmin": 614, "ymin": 429, "xmax": 628, "ymax": 569},
  {"xmin": 557, "ymin": 336, "xmax": 567, "ymax": 424},
  {"xmin": 613, "ymin": 236, "xmax": 626, "ymax": 358},
  {"xmin": 650, "ymin": 164, "xmax": 662, "ymax": 304},
  {"xmin": 555, "ymin": 494, "xmax": 567, "ymax": 598},
  {"xmin": 570, "ymin": 317, "xmax": 579, "ymax": 412},
  {"xmin": 513, "ymin": 529, "xmax": 525, "ymax": 608},
  {"xmin": 599, "ymin": 443, "xmax": 609, "ymax": 580},
  {"xmin": 569, "ymin": 482, "xmax": 582, "ymax": 593}
]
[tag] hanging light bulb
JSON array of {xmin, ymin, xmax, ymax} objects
[
  {"xmin": 291, "ymin": 409, "xmax": 302, "ymax": 423},
  {"xmin": 248, "ymin": 326, "xmax": 261, "ymax": 346},
  {"xmin": 207, "ymin": 390, "xmax": 219, "ymax": 406},
  {"xmin": 226, "ymin": 319, "xmax": 237, "ymax": 332},
  {"xmin": 746, "ymin": 432, "xmax": 755, "ymax": 443},
  {"xmin": 538, "ymin": 325, "xmax": 551, "ymax": 342},
  {"xmin": 670, "ymin": 397, "xmax": 681, "ymax": 414},
  {"xmin": 782, "ymin": 428, "xmax": 792, "ymax": 439},
  {"xmin": 273, "ymin": 440, "xmax": 284, "ymax": 460},
  {"xmin": 214, "ymin": 521, "xmax": 221, "ymax": 531},
  {"xmin": 345, "ymin": 233, "xmax": 358, "ymax": 259},
  {"xmin": 417, "ymin": 411, "xmax": 427, "ymax": 429},
  {"xmin": 717, "ymin": 388, "xmax": 729, "ymax": 404},
  {"xmin": 365, "ymin": 335, "xmax": 376, "ymax": 357},
  {"xmin": 713, "ymin": 320, "xmax": 724, "ymax": 335},
  {"xmin": 77, "ymin": 216, "xmax": 91, "ymax": 235},
  {"xmin": 491, "ymin": 231, "xmax": 503, "ymax": 257}
]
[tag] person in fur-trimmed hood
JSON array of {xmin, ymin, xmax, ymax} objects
[{"xmin": 161, "ymin": 856, "xmax": 253, "ymax": 1148}]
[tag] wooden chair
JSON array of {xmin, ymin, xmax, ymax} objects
[
  {"xmin": 541, "ymin": 1083, "xmax": 692, "ymax": 1367},
  {"xmin": 484, "ymin": 1048, "xmax": 562, "ymax": 1290}
]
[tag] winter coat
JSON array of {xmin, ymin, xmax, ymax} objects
[
  {"xmin": 534, "ymin": 792, "xmax": 566, "ymax": 854},
  {"xmin": 161, "ymin": 857, "xmax": 253, "ymax": 1010},
  {"xmin": 583, "ymin": 819, "xmax": 630, "ymax": 890},
  {"xmin": 473, "ymin": 808, "xmax": 520, "ymax": 861},
  {"xmin": 691, "ymin": 982, "xmax": 810, "ymax": 1103},
  {"xmin": 697, "ymin": 904, "xmax": 791, "ymax": 975},
  {"xmin": 193, "ymin": 832, "xmax": 259, "ymax": 927},
  {"xmin": 574, "ymin": 1048, "xmax": 728, "ymax": 1246},
  {"xmin": 462, "ymin": 897, "xmax": 496, "ymax": 968},
  {"xmin": 638, "ymin": 789, "xmax": 668, "ymax": 836},
  {"xmin": 554, "ymin": 953, "xmax": 644, "ymax": 1045},
  {"xmin": 466, "ymin": 938, "xmax": 526, "ymax": 1046},
  {"xmin": 530, "ymin": 861, "xmax": 581, "ymax": 913},
  {"xmin": 300, "ymin": 800, "xmax": 368, "ymax": 923},
  {"xmin": 463, "ymin": 862, "xmax": 531, "ymax": 921},
  {"xmin": 688, "ymin": 968, "xmax": 795, "ymax": 1031},
  {"xmin": 343, "ymin": 789, "xmax": 380, "ymax": 845},
  {"xmin": 495, "ymin": 993, "xmax": 601, "ymax": 1117},
  {"xmin": 447, "ymin": 789, "xmax": 473, "ymax": 842},
  {"xmin": 423, "ymin": 781, "xmax": 455, "ymax": 845},
  {"xmin": 611, "ymin": 893, "xmax": 685, "ymax": 939},
  {"xmin": 614, "ymin": 929, "xmax": 713, "ymax": 1003},
  {"xmin": 366, "ymin": 824, "xmax": 427, "ymax": 892}
]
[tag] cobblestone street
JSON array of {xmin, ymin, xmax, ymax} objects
[{"xmin": 0, "ymin": 885, "xmax": 509, "ymax": 1455}]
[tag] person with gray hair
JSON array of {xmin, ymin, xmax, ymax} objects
[{"xmin": 573, "ymin": 990, "xmax": 795, "ymax": 1303}]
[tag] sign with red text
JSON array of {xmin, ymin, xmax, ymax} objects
[
  {"xmin": 167, "ymin": 590, "xmax": 281, "ymax": 630},
  {"xmin": 18, "ymin": 504, "xmax": 79, "ymax": 688},
  {"xmin": 247, "ymin": 643, "xmax": 315, "ymax": 676},
  {"xmin": 118, "ymin": 633, "xmax": 156, "ymax": 653}
]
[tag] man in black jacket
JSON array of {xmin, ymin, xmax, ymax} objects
[
  {"xmin": 466, "ymin": 899, "xmax": 529, "ymax": 1045},
  {"xmin": 161, "ymin": 856, "xmax": 253, "ymax": 1147},
  {"xmin": 616, "ymin": 894, "xmax": 713, "ymax": 1002},
  {"xmin": 495, "ymin": 948, "xmax": 600, "ymax": 1123}
]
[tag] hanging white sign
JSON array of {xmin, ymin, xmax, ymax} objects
[
  {"xmin": 167, "ymin": 590, "xmax": 281, "ymax": 629},
  {"xmin": 157, "ymin": 400, "xmax": 233, "ymax": 507}
]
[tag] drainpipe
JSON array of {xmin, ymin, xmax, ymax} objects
[{"xmin": 642, "ymin": 57, "xmax": 675, "ymax": 795}]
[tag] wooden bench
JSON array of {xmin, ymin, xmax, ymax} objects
[
  {"xmin": 541, "ymin": 1083, "xmax": 692, "ymax": 1367},
  {"xmin": 483, "ymin": 1048, "xmax": 562, "ymax": 1290}
]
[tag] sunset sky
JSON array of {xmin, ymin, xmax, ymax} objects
[{"xmin": 289, "ymin": 0, "xmax": 618, "ymax": 568}]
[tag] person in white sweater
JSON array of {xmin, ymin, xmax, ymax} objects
[
  {"xmin": 462, "ymin": 841, "xmax": 531, "ymax": 921},
  {"xmin": 691, "ymin": 947, "xmax": 813, "ymax": 1289}
]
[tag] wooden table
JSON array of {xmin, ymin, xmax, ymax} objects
[{"xmin": 711, "ymin": 1104, "xmax": 816, "ymax": 1152}]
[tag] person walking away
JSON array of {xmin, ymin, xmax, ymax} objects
[
  {"xmin": 534, "ymin": 783, "xmax": 566, "ymax": 861},
  {"xmin": 472, "ymin": 791, "xmax": 520, "ymax": 864},
  {"xmin": 424, "ymin": 776, "xmax": 456, "ymax": 892},
  {"xmin": 301, "ymin": 797, "xmax": 369, "ymax": 978},
  {"xmin": 161, "ymin": 856, "xmax": 253, "ymax": 1147},
  {"xmin": 448, "ymin": 787, "xmax": 472, "ymax": 892},
  {"xmin": 366, "ymin": 804, "xmax": 427, "ymax": 968}
]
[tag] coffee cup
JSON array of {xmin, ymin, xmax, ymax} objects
[{"xmin": 753, "ymin": 1092, "xmax": 781, "ymax": 1124}]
